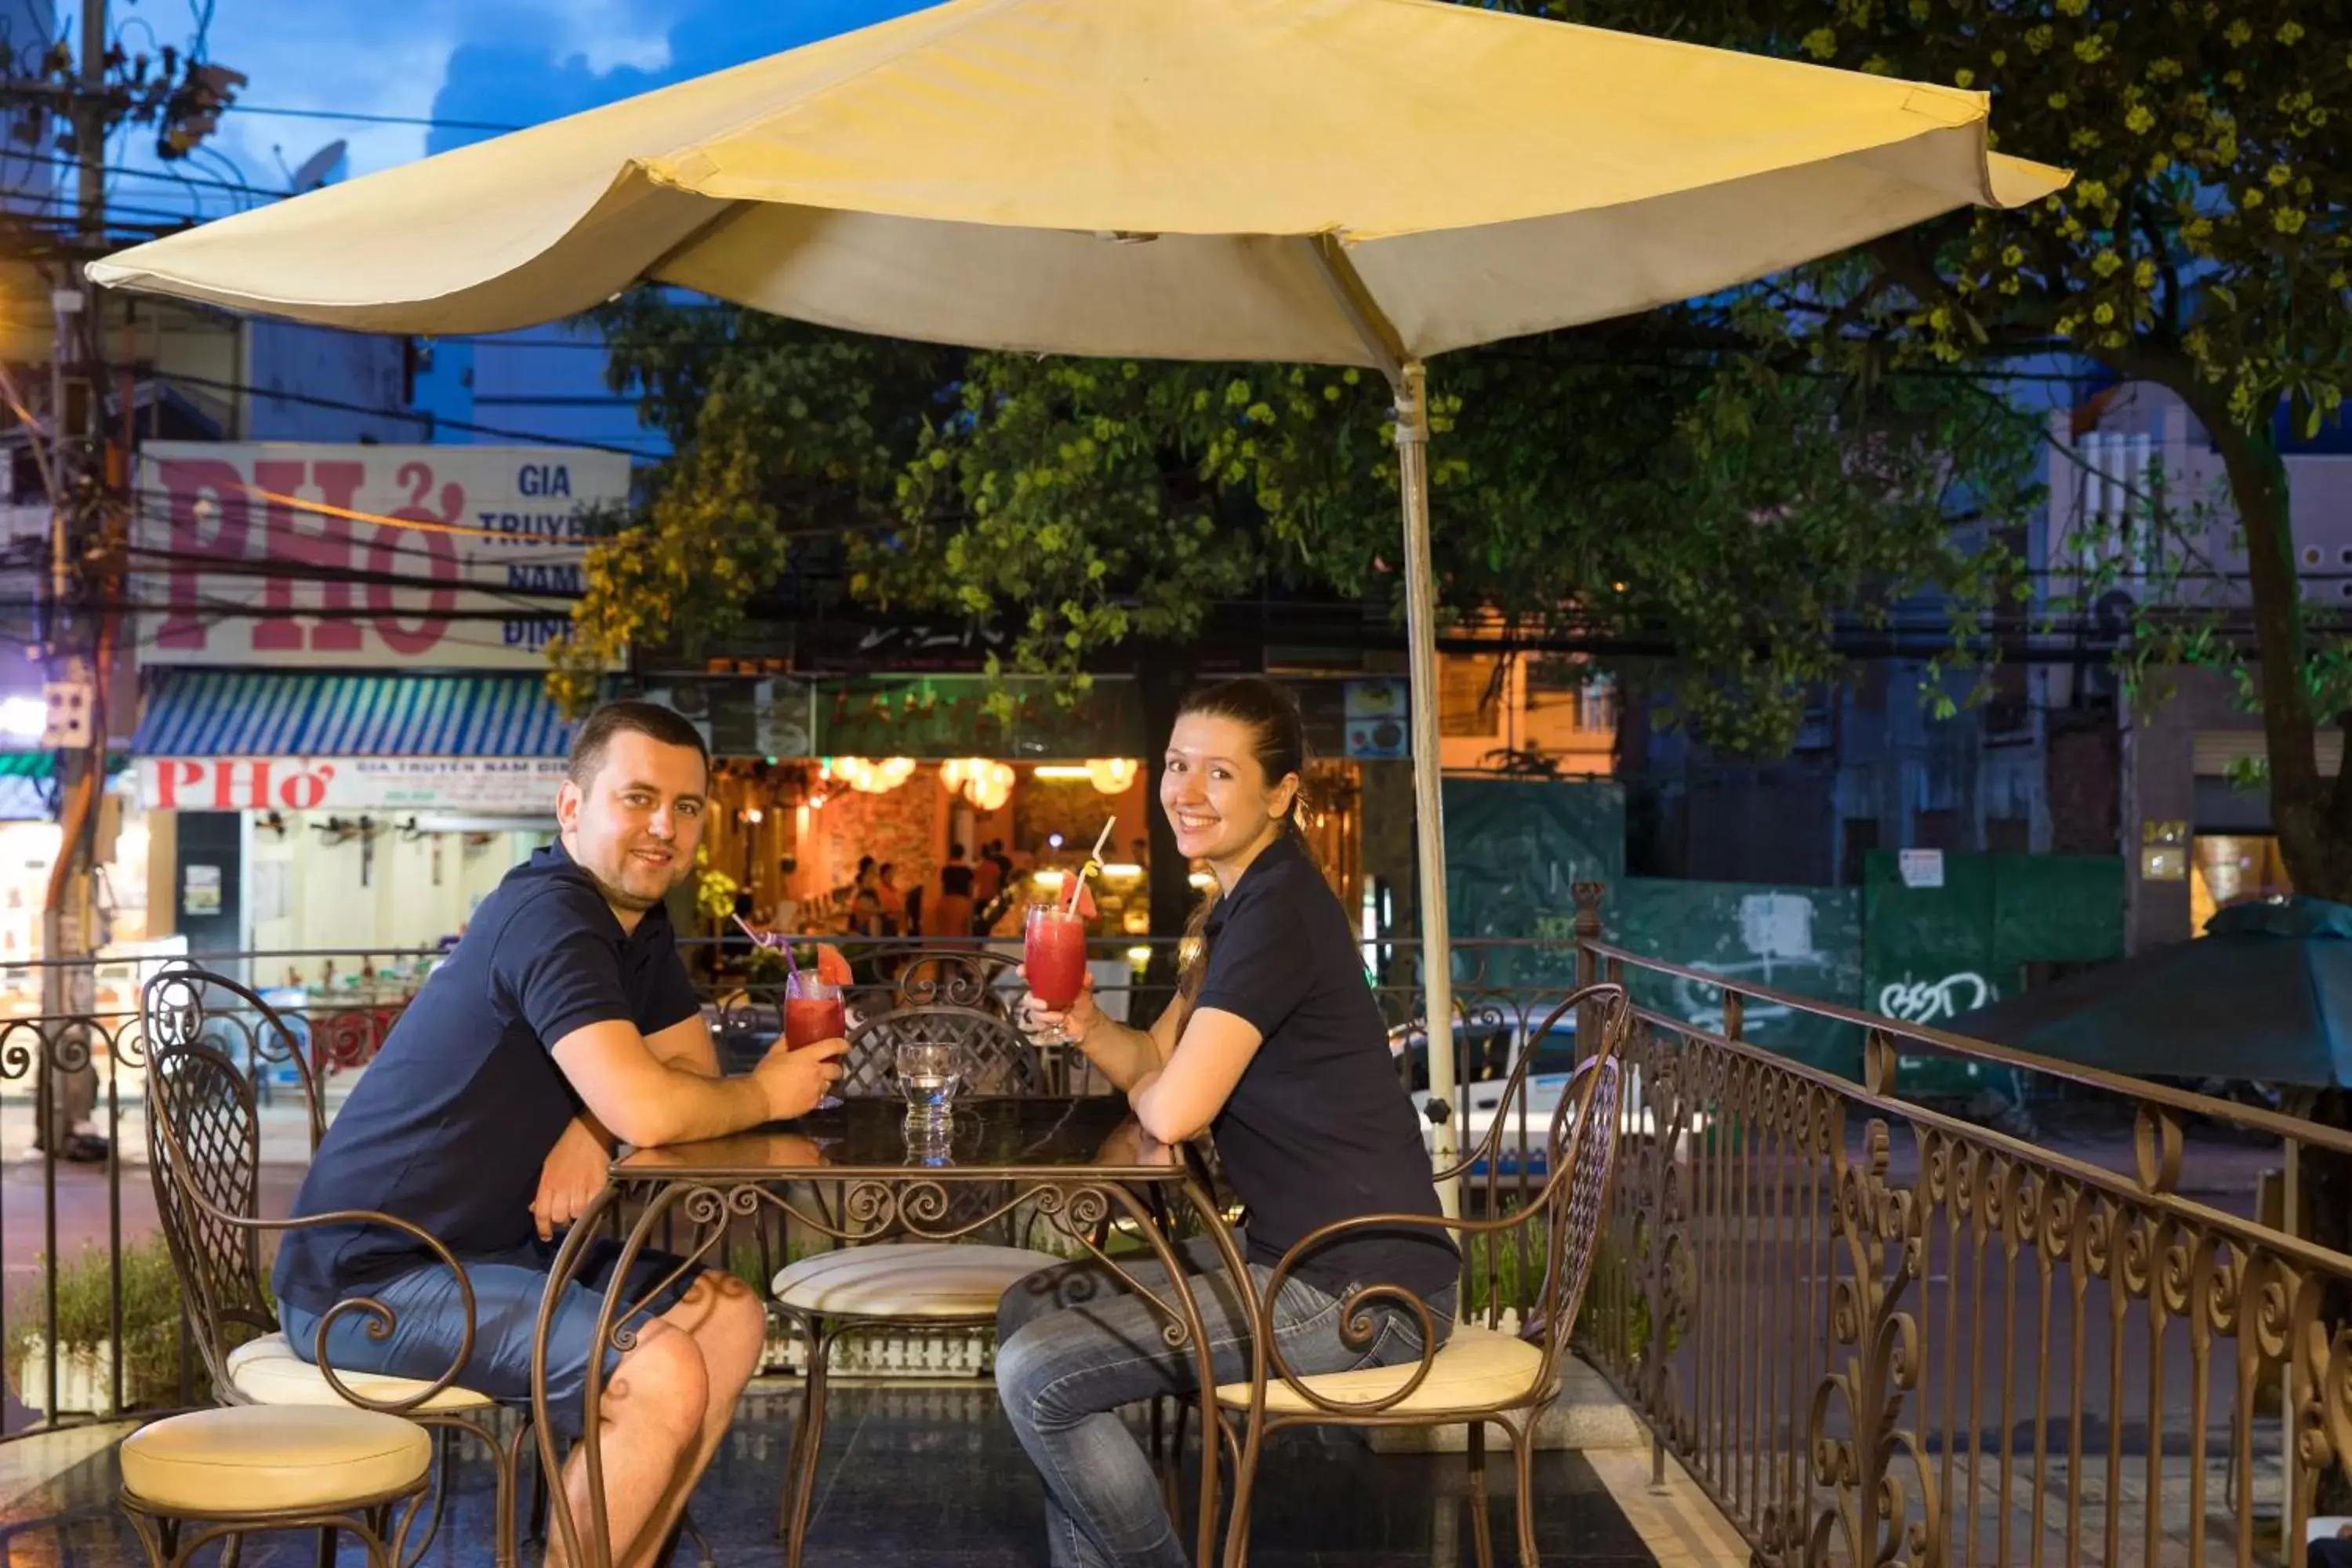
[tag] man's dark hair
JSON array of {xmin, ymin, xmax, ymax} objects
[{"xmin": 567, "ymin": 701, "xmax": 710, "ymax": 789}]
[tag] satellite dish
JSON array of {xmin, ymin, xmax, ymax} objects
[{"xmin": 288, "ymin": 140, "xmax": 348, "ymax": 193}]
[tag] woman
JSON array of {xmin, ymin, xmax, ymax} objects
[
  {"xmin": 997, "ymin": 677, "xmax": 1457, "ymax": 1568},
  {"xmin": 846, "ymin": 857, "xmax": 882, "ymax": 938}
]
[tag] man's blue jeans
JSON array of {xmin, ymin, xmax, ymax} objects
[{"xmin": 996, "ymin": 1234, "xmax": 1455, "ymax": 1568}]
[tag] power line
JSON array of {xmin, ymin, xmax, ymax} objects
[
  {"xmin": 5, "ymin": 147, "xmax": 294, "ymax": 201},
  {"xmin": 223, "ymin": 103, "xmax": 525, "ymax": 135},
  {"xmin": 149, "ymin": 370, "xmax": 666, "ymax": 455}
]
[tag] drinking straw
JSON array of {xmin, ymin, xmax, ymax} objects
[
  {"xmin": 1063, "ymin": 816, "xmax": 1118, "ymax": 915},
  {"xmin": 733, "ymin": 913, "xmax": 801, "ymax": 984}
]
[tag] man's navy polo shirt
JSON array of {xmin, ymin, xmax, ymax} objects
[
  {"xmin": 273, "ymin": 843, "xmax": 703, "ymax": 1315},
  {"xmin": 1197, "ymin": 833, "xmax": 1458, "ymax": 1301}
]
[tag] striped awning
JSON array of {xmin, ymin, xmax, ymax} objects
[{"xmin": 132, "ymin": 673, "xmax": 578, "ymax": 758}]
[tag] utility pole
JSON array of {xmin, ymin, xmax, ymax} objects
[
  {"xmin": 34, "ymin": 0, "xmax": 111, "ymax": 1157},
  {"xmin": 74, "ymin": 0, "xmax": 104, "ymax": 241}
]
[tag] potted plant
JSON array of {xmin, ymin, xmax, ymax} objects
[{"xmin": 8, "ymin": 1237, "xmax": 203, "ymax": 1417}]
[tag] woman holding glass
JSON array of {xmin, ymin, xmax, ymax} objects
[{"xmin": 998, "ymin": 677, "xmax": 1457, "ymax": 1568}]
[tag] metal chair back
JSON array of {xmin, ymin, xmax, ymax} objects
[
  {"xmin": 840, "ymin": 1003, "xmax": 1050, "ymax": 1100},
  {"xmin": 140, "ymin": 965, "xmax": 318, "ymax": 1399}
]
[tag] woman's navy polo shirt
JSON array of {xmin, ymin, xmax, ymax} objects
[
  {"xmin": 272, "ymin": 843, "xmax": 703, "ymax": 1316},
  {"xmin": 1196, "ymin": 833, "xmax": 1457, "ymax": 1301}
]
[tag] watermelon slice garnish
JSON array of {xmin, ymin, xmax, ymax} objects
[
  {"xmin": 812, "ymin": 943, "xmax": 855, "ymax": 987},
  {"xmin": 1073, "ymin": 879, "xmax": 1098, "ymax": 920}
]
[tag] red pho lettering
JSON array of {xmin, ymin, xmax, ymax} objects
[
  {"xmin": 252, "ymin": 459, "xmax": 365, "ymax": 654},
  {"xmin": 154, "ymin": 459, "xmax": 253, "ymax": 652},
  {"xmin": 368, "ymin": 461, "xmax": 463, "ymax": 655}
]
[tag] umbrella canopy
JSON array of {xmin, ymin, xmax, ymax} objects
[
  {"xmin": 89, "ymin": 0, "xmax": 2062, "ymax": 349},
  {"xmin": 88, "ymin": 0, "xmax": 2064, "ymax": 1194},
  {"xmin": 1949, "ymin": 898, "xmax": 2352, "ymax": 1088}
]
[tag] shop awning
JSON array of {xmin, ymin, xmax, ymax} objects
[{"xmin": 133, "ymin": 673, "xmax": 577, "ymax": 757}]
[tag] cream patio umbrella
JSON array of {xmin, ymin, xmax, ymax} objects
[{"xmin": 90, "ymin": 0, "xmax": 2066, "ymax": 1175}]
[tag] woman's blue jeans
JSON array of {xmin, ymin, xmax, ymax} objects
[{"xmin": 995, "ymin": 1234, "xmax": 1455, "ymax": 1568}]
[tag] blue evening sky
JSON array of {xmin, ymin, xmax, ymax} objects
[{"xmin": 111, "ymin": 0, "xmax": 936, "ymax": 213}]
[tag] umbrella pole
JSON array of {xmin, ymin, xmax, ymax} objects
[
  {"xmin": 1388, "ymin": 361, "xmax": 1464, "ymax": 1213},
  {"xmin": 1307, "ymin": 238, "xmax": 1462, "ymax": 1214}
]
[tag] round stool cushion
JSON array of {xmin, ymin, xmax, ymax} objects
[
  {"xmin": 772, "ymin": 1243, "xmax": 1059, "ymax": 1317},
  {"xmin": 120, "ymin": 1405, "xmax": 431, "ymax": 1515}
]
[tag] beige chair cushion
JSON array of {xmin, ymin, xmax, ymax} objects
[
  {"xmin": 772, "ymin": 1243, "xmax": 1059, "ymax": 1317},
  {"xmin": 1214, "ymin": 1324, "xmax": 1549, "ymax": 1414},
  {"xmin": 120, "ymin": 1405, "xmax": 431, "ymax": 1515},
  {"xmin": 228, "ymin": 1332, "xmax": 495, "ymax": 1412}
]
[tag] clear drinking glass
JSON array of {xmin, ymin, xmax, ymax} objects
[{"xmin": 897, "ymin": 1037, "xmax": 961, "ymax": 1125}]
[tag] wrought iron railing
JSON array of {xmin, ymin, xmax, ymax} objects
[{"xmin": 1568, "ymin": 884, "xmax": 2348, "ymax": 1567}]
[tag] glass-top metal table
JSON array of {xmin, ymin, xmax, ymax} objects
[{"xmin": 532, "ymin": 1096, "xmax": 1246, "ymax": 1567}]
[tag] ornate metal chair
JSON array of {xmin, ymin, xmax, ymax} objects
[
  {"xmin": 768, "ymin": 1002, "xmax": 1066, "ymax": 1565},
  {"xmin": 135, "ymin": 964, "xmax": 528, "ymax": 1568},
  {"xmin": 1212, "ymin": 982, "xmax": 1635, "ymax": 1568}
]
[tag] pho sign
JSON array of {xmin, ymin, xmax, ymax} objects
[
  {"xmin": 140, "ymin": 757, "xmax": 569, "ymax": 814},
  {"xmin": 134, "ymin": 443, "xmax": 630, "ymax": 670}
]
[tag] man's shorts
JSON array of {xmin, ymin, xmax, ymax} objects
[{"xmin": 279, "ymin": 1237, "xmax": 710, "ymax": 1436}]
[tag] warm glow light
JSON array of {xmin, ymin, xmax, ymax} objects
[
  {"xmin": 1033, "ymin": 869, "xmax": 1067, "ymax": 887},
  {"xmin": 796, "ymin": 804, "xmax": 811, "ymax": 834},
  {"xmin": 743, "ymin": 808, "xmax": 764, "ymax": 824},
  {"xmin": 826, "ymin": 757, "xmax": 916, "ymax": 794},
  {"xmin": 1085, "ymin": 758, "xmax": 1139, "ymax": 794},
  {"xmin": 1099, "ymin": 862, "xmax": 1143, "ymax": 880},
  {"xmin": 1033, "ymin": 765, "xmax": 1091, "ymax": 780},
  {"xmin": 1125, "ymin": 946, "xmax": 1153, "ymax": 964},
  {"xmin": 0, "ymin": 697, "xmax": 44, "ymax": 739},
  {"xmin": 1189, "ymin": 871, "xmax": 1216, "ymax": 890},
  {"xmin": 942, "ymin": 757, "xmax": 1013, "ymax": 811}
]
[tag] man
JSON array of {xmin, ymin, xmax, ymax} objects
[{"xmin": 273, "ymin": 701, "xmax": 844, "ymax": 1568}]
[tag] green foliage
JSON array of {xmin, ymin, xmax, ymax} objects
[
  {"xmin": 1526, "ymin": 0, "xmax": 2352, "ymax": 887},
  {"xmin": 564, "ymin": 291, "xmax": 2036, "ymax": 758},
  {"xmin": 5, "ymin": 1238, "xmax": 206, "ymax": 1409}
]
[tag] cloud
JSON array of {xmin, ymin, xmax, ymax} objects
[{"xmin": 425, "ymin": 0, "xmax": 940, "ymax": 156}]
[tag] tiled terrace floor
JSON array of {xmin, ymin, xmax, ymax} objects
[{"xmin": 0, "ymin": 1381, "xmax": 1749, "ymax": 1565}]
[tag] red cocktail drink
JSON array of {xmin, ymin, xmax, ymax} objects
[
  {"xmin": 782, "ymin": 975, "xmax": 846, "ymax": 1110},
  {"xmin": 783, "ymin": 989, "xmax": 845, "ymax": 1050},
  {"xmin": 1025, "ymin": 903, "xmax": 1087, "ymax": 1046}
]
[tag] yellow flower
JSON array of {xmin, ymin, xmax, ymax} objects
[
  {"xmin": 2125, "ymin": 105, "xmax": 2156, "ymax": 135},
  {"xmin": 2048, "ymin": 91, "xmax": 2070, "ymax": 110},
  {"xmin": 1953, "ymin": 67, "xmax": 1976, "ymax": 87},
  {"xmin": 2274, "ymin": 208, "xmax": 2307, "ymax": 235},
  {"xmin": 2279, "ymin": 21, "xmax": 2305, "ymax": 44},
  {"xmin": 2133, "ymin": 260, "xmax": 2156, "ymax": 289},
  {"xmin": 2074, "ymin": 35, "xmax": 2109, "ymax": 64},
  {"xmin": 2092, "ymin": 250, "xmax": 2123, "ymax": 278},
  {"xmin": 2267, "ymin": 164, "xmax": 2293, "ymax": 187},
  {"xmin": 2092, "ymin": 303, "xmax": 2115, "ymax": 325},
  {"xmin": 1800, "ymin": 26, "xmax": 1837, "ymax": 58},
  {"xmin": 2001, "ymin": 244, "xmax": 2025, "ymax": 267},
  {"xmin": 2223, "ymin": 19, "xmax": 2252, "ymax": 45}
]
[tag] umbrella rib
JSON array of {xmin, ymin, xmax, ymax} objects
[
  {"xmin": 1305, "ymin": 235, "xmax": 1405, "ymax": 383},
  {"xmin": 638, "ymin": 194, "xmax": 757, "ymax": 285}
]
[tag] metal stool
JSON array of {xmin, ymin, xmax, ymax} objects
[{"xmin": 118, "ymin": 1404, "xmax": 433, "ymax": 1567}]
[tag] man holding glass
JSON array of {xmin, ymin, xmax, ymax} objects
[{"xmin": 273, "ymin": 700, "xmax": 845, "ymax": 1567}]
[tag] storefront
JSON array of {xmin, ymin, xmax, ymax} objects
[
  {"xmin": 132, "ymin": 671, "xmax": 569, "ymax": 982},
  {"xmin": 124, "ymin": 440, "xmax": 623, "ymax": 984},
  {"xmin": 0, "ymin": 753, "xmax": 154, "ymax": 1017}
]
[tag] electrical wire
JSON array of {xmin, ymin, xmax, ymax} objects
[{"xmin": 223, "ymin": 103, "xmax": 527, "ymax": 135}]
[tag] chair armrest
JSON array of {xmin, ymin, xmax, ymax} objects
[{"xmin": 169, "ymin": 1192, "xmax": 481, "ymax": 1417}]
